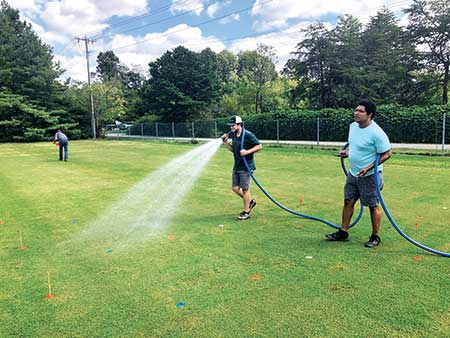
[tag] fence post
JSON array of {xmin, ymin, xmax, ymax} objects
[
  {"xmin": 156, "ymin": 122, "xmax": 159, "ymax": 138},
  {"xmin": 172, "ymin": 122, "xmax": 175, "ymax": 140},
  {"xmin": 316, "ymin": 117, "xmax": 320, "ymax": 145},
  {"xmin": 140, "ymin": 123, "xmax": 143, "ymax": 136},
  {"xmin": 443, "ymin": 112, "xmax": 446, "ymax": 156},
  {"xmin": 214, "ymin": 121, "xmax": 217, "ymax": 138},
  {"xmin": 192, "ymin": 121, "xmax": 195, "ymax": 139},
  {"xmin": 276, "ymin": 119, "xmax": 279, "ymax": 144},
  {"xmin": 128, "ymin": 125, "xmax": 131, "ymax": 136}
]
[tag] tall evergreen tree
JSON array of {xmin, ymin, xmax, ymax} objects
[
  {"xmin": 361, "ymin": 7, "xmax": 421, "ymax": 105},
  {"xmin": 0, "ymin": 0, "xmax": 62, "ymax": 108},
  {"xmin": 405, "ymin": 0, "xmax": 450, "ymax": 104},
  {"xmin": 281, "ymin": 58, "xmax": 308, "ymax": 108},
  {"xmin": 96, "ymin": 51, "xmax": 122, "ymax": 83},
  {"xmin": 329, "ymin": 15, "xmax": 364, "ymax": 107},
  {"xmin": 294, "ymin": 23, "xmax": 335, "ymax": 108},
  {"xmin": 0, "ymin": 1, "xmax": 74, "ymax": 141}
]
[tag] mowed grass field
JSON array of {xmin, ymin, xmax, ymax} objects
[{"xmin": 1, "ymin": 140, "xmax": 449, "ymax": 338}]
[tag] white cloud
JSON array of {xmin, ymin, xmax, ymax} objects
[
  {"xmin": 23, "ymin": 16, "xmax": 71, "ymax": 45},
  {"xmin": 251, "ymin": 0, "xmax": 412, "ymax": 31},
  {"xmin": 109, "ymin": 24, "xmax": 225, "ymax": 55},
  {"xmin": 7, "ymin": 0, "xmax": 42, "ymax": 17},
  {"xmin": 55, "ymin": 54, "xmax": 88, "ymax": 82},
  {"xmin": 252, "ymin": 19, "xmax": 285, "ymax": 32},
  {"xmin": 115, "ymin": 53, "xmax": 150, "ymax": 74},
  {"xmin": 398, "ymin": 12, "xmax": 409, "ymax": 28},
  {"xmin": 206, "ymin": 1, "xmax": 231, "ymax": 18},
  {"xmin": 206, "ymin": 2, "xmax": 222, "ymax": 18},
  {"xmin": 170, "ymin": 0, "xmax": 205, "ymax": 16},
  {"xmin": 40, "ymin": 1, "xmax": 108, "ymax": 39},
  {"xmin": 219, "ymin": 14, "xmax": 240, "ymax": 25},
  {"xmin": 93, "ymin": 0, "xmax": 147, "ymax": 17},
  {"xmin": 228, "ymin": 22, "xmax": 314, "ymax": 71},
  {"xmin": 20, "ymin": 0, "xmax": 148, "ymax": 48},
  {"xmin": 59, "ymin": 24, "xmax": 226, "ymax": 81},
  {"xmin": 39, "ymin": 0, "xmax": 416, "ymax": 83}
]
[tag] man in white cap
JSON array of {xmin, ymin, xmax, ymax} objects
[{"xmin": 222, "ymin": 115, "xmax": 262, "ymax": 220}]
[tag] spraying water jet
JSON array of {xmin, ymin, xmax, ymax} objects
[{"xmin": 76, "ymin": 139, "xmax": 223, "ymax": 248}]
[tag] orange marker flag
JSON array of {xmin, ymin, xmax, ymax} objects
[{"xmin": 44, "ymin": 271, "xmax": 54, "ymax": 299}]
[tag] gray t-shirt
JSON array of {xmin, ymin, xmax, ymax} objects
[{"xmin": 54, "ymin": 131, "xmax": 68, "ymax": 144}]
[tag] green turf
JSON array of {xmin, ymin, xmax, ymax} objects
[{"xmin": 1, "ymin": 140, "xmax": 449, "ymax": 338}]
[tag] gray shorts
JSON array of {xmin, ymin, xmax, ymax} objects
[
  {"xmin": 232, "ymin": 171, "xmax": 251, "ymax": 190},
  {"xmin": 344, "ymin": 173, "xmax": 384, "ymax": 207}
]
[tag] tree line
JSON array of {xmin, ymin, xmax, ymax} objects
[{"xmin": 0, "ymin": 0, "xmax": 449, "ymax": 141}]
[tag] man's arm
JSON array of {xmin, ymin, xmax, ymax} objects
[
  {"xmin": 240, "ymin": 144, "xmax": 262, "ymax": 156},
  {"xmin": 357, "ymin": 149, "xmax": 392, "ymax": 177},
  {"xmin": 222, "ymin": 134, "xmax": 233, "ymax": 152}
]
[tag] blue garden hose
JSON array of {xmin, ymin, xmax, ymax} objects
[
  {"xmin": 374, "ymin": 154, "xmax": 450, "ymax": 257},
  {"xmin": 237, "ymin": 127, "xmax": 449, "ymax": 256},
  {"xmin": 239, "ymin": 128, "xmax": 363, "ymax": 229}
]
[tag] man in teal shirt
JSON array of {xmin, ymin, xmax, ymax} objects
[
  {"xmin": 222, "ymin": 116, "xmax": 262, "ymax": 221},
  {"xmin": 326, "ymin": 100, "xmax": 392, "ymax": 247}
]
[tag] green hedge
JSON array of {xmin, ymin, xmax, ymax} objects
[{"xmin": 215, "ymin": 105, "xmax": 450, "ymax": 143}]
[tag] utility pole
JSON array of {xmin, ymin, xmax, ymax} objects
[{"xmin": 77, "ymin": 36, "xmax": 96, "ymax": 139}]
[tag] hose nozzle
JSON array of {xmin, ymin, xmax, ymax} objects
[{"xmin": 221, "ymin": 131, "xmax": 234, "ymax": 141}]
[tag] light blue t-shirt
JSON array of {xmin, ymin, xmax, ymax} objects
[{"xmin": 348, "ymin": 121, "xmax": 390, "ymax": 177}]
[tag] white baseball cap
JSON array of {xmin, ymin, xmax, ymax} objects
[{"xmin": 226, "ymin": 115, "xmax": 243, "ymax": 125}]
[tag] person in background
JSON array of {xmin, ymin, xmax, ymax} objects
[
  {"xmin": 53, "ymin": 129, "xmax": 69, "ymax": 162},
  {"xmin": 222, "ymin": 115, "xmax": 262, "ymax": 221},
  {"xmin": 325, "ymin": 100, "xmax": 392, "ymax": 248}
]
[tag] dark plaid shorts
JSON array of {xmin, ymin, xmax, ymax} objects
[
  {"xmin": 344, "ymin": 172, "xmax": 384, "ymax": 207},
  {"xmin": 232, "ymin": 170, "xmax": 251, "ymax": 190}
]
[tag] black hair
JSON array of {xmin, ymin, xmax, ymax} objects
[{"xmin": 357, "ymin": 100, "xmax": 377, "ymax": 119}]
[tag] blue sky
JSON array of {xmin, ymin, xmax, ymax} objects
[{"xmin": 7, "ymin": 0, "xmax": 413, "ymax": 82}]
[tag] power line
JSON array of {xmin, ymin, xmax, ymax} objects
[
  {"xmin": 60, "ymin": 0, "xmax": 414, "ymax": 77},
  {"xmin": 55, "ymin": 1, "xmax": 190, "ymax": 57},
  {"xmin": 56, "ymin": 0, "xmax": 413, "ymax": 58},
  {"xmin": 61, "ymin": 30, "xmax": 282, "ymax": 73},
  {"xmin": 109, "ymin": 0, "xmax": 274, "ymax": 53},
  {"xmin": 180, "ymin": 28, "xmax": 291, "ymax": 49},
  {"xmin": 104, "ymin": 0, "xmax": 412, "ymax": 54},
  {"xmin": 89, "ymin": 0, "xmax": 411, "ymax": 42},
  {"xmin": 83, "ymin": 0, "xmax": 413, "ymax": 41},
  {"xmin": 60, "ymin": 1, "xmax": 269, "ymax": 75},
  {"xmin": 88, "ymin": 0, "xmax": 198, "ymax": 39},
  {"xmin": 59, "ymin": 58, "xmax": 85, "ymax": 72},
  {"xmin": 343, "ymin": 0, "xmax": 412, "ymax": 17},
  {"xmin": 94, "ymin": 0, "xmax": 221, "ymax": 41},
  {"xmin": 54, "ymin": 38, "xmax": 76, "ymax": 55}
]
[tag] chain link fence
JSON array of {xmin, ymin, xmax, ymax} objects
[{"xmin": 106, "ymin": 113, "xmax": 449, "ymax": 154}]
